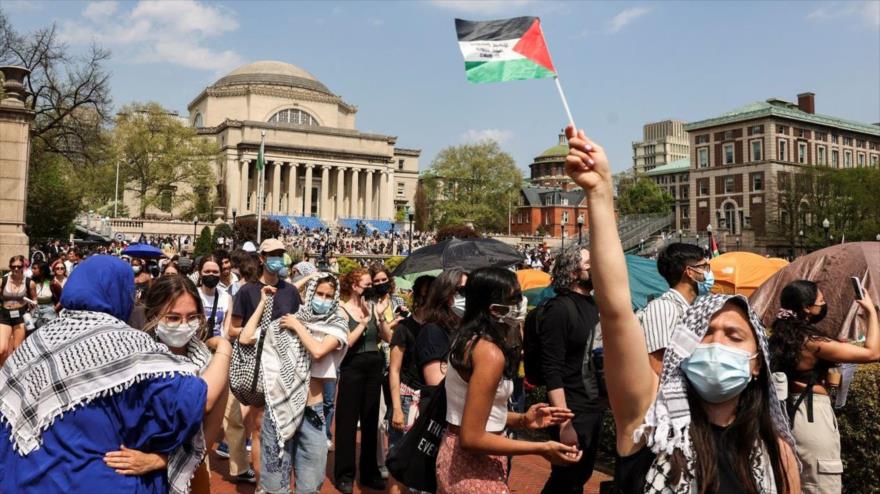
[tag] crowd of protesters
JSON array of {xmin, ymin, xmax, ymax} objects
[{"xmin": 1, "ymin": 126, "xmax": 877, "ymax": 494}]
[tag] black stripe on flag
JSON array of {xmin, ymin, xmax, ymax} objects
[{"xmin": 455, "ymin": 17, "xmax": 537, "ymax": 42}]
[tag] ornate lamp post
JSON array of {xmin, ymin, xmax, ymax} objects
[
  {"xmin": 390, "ymin": 223, "xmax": 395, "ymax": 256},
  {"xmin": 706, "ymin": 223, "xmax": 713, "ymax": 252},
  {"xmin": 577, "ymin": 214, "xmax": 584, "ymax": 244},
  {"xmin": 822, "ymin": 218, "xmax": 831, "ymax": 246},
  {"xmin": 407, "ymin": 206, "xmax": 414, "ymax": 255},
  {"xmin": 678, "ymin": 229, "xmax": 683, "ymax": 243},
  {"xmin": 193, "ymin": 217, "xmax": 198, "ymax": 246},
  {"xmin": 798, "ymin": 229, "xmax": 804, "ymax": 256}
]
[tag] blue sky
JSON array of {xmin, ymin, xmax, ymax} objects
[{"xmin": 5, "ymin": 0, "xmax": 879, "ymax": 174}]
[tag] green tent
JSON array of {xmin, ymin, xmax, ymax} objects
[{"xmin": 525, "ymin": 255, "xmax": 667, "ymax": 311}]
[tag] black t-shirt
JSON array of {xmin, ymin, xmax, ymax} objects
[
  {"xmin": 415, "ymin": 322, "xmax": 450, "ymax": 373},
  {"xmin": 538, "ymin": 291, "xmax": 601, "ymax": 413},
  {"xmin": 614, "ymin": 424, "xmax": 747, "ymax": 494},
  {"xmin": 232, "ymin": 280, "xmax": 302, "ymax": 325},
  {"xmin": 391, "ymin": 317, "xmax": 426, "ymax": 390}
]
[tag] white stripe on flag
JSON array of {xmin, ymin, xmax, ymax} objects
[{"xmin": 458, "ymin": 39, "xmax": 525, "ymax": 63}]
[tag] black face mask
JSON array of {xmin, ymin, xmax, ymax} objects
[
  {"xmin": 201, "ymin": 275, "xmax": 220, "ymax": 289},
  {"xmin": 808, "ymin": 304, "xmax": 828, "ymax": 324},
  {"xmin": 373, "ymin": 282, "xmax": 391, "ymax": 297},
  {"xmin": 362, "ymin": 287, "xmax": 377, "ymax": 300}
]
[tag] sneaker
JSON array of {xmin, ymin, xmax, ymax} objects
[
  {"xmin": 232, "ymin": 468, "xmax": 257, "ymax": 484},
  {"xmin": 215, "ymin": 442, "xmax": 230, "ymax": 459},
  {"xmin": 327, "ymin": 439, "xmax": 334, "ymax": 451}
]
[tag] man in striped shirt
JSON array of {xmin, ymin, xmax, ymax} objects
[{"xmin": 641, "ymin": 243, "xmax": 711, "ymax": 374}]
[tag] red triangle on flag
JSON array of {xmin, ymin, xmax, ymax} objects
[{"xmin": 512, "ymin": 19, "xmax": 556, "ymax": 73}]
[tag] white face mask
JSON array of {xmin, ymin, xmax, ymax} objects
[
  {"xmin": 491, "ymin": 296, "xmax": 528, "ymax": 327},
  {"xmin": 155, "ymin": 321, "xmax": 199, "ymax": 348},
  {"xmin": 451, "ymin": 293, "xmax": 466, "ymax": 317}
]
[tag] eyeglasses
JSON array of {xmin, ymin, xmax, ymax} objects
[
  {"xmin": 54, "ymin": 267, "xmax": 66, "ymax": 272},
  {"xmin": 688, "ymin": 263, "xmax": 710, "ymax": 272},
  {"xmin": 160, "ymin": 313, "xmax": 204, "ymax": 329},
  {"xmin": 10, "ymin": 265, "xmax": 23, "ymax": 270}
]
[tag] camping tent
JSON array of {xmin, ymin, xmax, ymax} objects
[{"xmin": 709, "ymin": 252, "xmax": 788, "ymax": 297}]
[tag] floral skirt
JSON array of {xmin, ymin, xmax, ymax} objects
[{"xmin": 435, "ymin": 429, "xmax": 509, "ymax": 494}]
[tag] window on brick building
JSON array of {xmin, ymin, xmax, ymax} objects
[
  {"xmin": 844, "ymin": 150, "xmax": 852, "ymax": 167},
  {"xmin": 798, "ymin": 142, "xmax": 807, "ymax": 164},
  {"xmin": 831, "ymin": 134, "xmax": 838, "ymax": 144},
  {"xmin": 817, "ymin": 146, "xmax": 826, "ymax": 165},
  {"xmin": 777, "ymin": 125, "xmax": 788, "ymax": 134},
  {"xmin": 858, "ymin": 153, "xmax": 865, "ymax": 166},
  {"xmin": 832, "ymin": 150, "xmax": 839, "ymax": 167},
  {"xmin": 724, "ymin": 177, "xmax": 734, "ymax": 193},
  {"xmin": 696, "ymin": 134, "xmax": 709, "ymax": 144},
  {"xmin": 698, "ymin": 147, "xmax": 709, "ymax": 168},
  {"xmin": 778, "ymin": 139, "xmax": 787, "ymax": 161},
  {"xmin": 698, "ymin": 180, "xmax": 709, "ymax": 196},
  {"xmin": 724, "ymin": 144, "xmax": 734, "ymax": 164},
  {"xmin": 750, "ymin": 139, "xmax": 762, "ymax": 161},
  {"xmin": 752, "ymin": 174, "xmax": 763, "ymax": 191}
]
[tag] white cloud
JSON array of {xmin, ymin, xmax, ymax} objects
[
  {"xmin": 606, "ymin": 6, "xmax": 651, "ymax": 34},
  {"xmin": 427, "ymin": 0, "xmax": 535, "ymax": 15},
  {"xmin": 460, "ymin": 128, "xmax": 514, "ymax": 144},
  {"xmin": 807, "ymin": 1, "xmax": 879, "ymax": 30},
  {"xmin": 59, "ymin": 0, "xmax": 244, "ymax": 73}
]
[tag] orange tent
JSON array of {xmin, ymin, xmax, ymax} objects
[
  {"xmin": 709, "ymin": 252, "xmax": 789, "ymax": 297},
  {"xmin": 516, "ymin": 269, "xmax": 552, "ymax": 292}
]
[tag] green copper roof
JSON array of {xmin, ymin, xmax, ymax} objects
[
  {"xmin": 538, "ymin": 143, "xmax": 567, "ymax": 158},
  {"xmin": 684, "ymin": 100, "xmax": 880, "ymax": 137},
  {"xmin": 645, "ymin": 158, "xmax": 690, "ymax": 176}
]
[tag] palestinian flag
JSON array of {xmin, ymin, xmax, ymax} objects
[
  {"xmin": 710, "ymin": 234, "xmax": 720, "ymax": 258},
  {"xmin": 455, "ymin": 16, "xmax": 556, "ymax": 84}
]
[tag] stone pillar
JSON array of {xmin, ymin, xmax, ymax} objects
[
  {"xmin": 287, "ymin": 163, "xmax": 297, "ymax": 214},
  {"xmin": 0, "ymin": 66, "xmax": 33, "ymax": 261},
  {"xmin": 350, "ymin": 168, "xmax": 360, "ymax": 217},
  {"xmin": 387, "ymin": 170, "xmax": 396, "ymax": 220},
  {"xmin": 320, "ymin": 165, "xmax": 330, "ymax": 220},
  {"xmin": 303, "ymin": 164, "xmax": 314, "ymax": 217},
  {"xmin": 364, "ymin": 169, "xmax": 373, "ymax": 219},
  {"xmin": 271, "ymin": 161, "xmax": 281, "ymax": 213},
  {"xmin": 335, "ymin": 167, "xmax": 346, "ymax": 220},
  {"xmin": 239, "ymin": 159, "xmax": 249, "ymax": 213},
  {"xmin": 225, "ymin": 154, "xmax": 240, "ymax": 219}
]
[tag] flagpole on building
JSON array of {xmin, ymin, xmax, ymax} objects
[
  {"xmin": 553, "ymin": 76, "xmax": 576, "ymax": 130},
  {"xmin": 256, "ymin": 131, "xmax": 266, "ymax": 243}
]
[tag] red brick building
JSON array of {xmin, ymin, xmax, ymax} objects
[{"xmin": 510, "ymin": 186, "xmax": 588, "ymax": 238}]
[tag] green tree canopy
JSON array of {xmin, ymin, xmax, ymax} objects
[
  {"xmin": 617, "ymin": 178, "xmax": 674, "ymax": 215},
  {"xmin": 114, "ymin": 102, "xmax": 219, "ymax": 218},
  {"xmin": 194, "ymin": 225, "xmax": 213, "ymax": 257},
  {"xmin": 421, "ymin": 140, "xmax": 522, "ymax": 233}
]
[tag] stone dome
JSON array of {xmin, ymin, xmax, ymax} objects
[{"xmin": 212, "ymin": 60, "xmax": 333, "ymax": 95}]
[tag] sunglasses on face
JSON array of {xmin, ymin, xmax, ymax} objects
[{"xmin": 10, "ymin": 265, "xmax": 23, "ymax": 270}]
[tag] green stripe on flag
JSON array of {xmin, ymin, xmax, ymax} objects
[
  {"xmin": 257, "ymin": 140, "xmax": 265, "ymax": 172},
  {"xmin": 464, "ymin": 58, "xmax": 555, "ymax": 84}
]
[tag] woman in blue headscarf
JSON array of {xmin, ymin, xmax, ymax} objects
[{"xmin": 0, "ymin": 256, "xmax": 216, "ymax": 494}]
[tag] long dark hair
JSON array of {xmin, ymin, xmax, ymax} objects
[
  {"xmin": 421, "ymin": 267, "xmax": 464, "ymax": 333},
  {"xmin": 31, "ymin": 261, "xmax": 50, "ymax": 283},
  {"xmin": 769, "ymin": 280, "xmax": 830, "ymax": 373},
  {"xmin": 448, "ymin": 267, "xmax": 522, "ymax": 379},
  {"xmin": 672, "ymin": 312, "xmax": 790, "ymax": 494},
  {"xmin": 142, "ymin": 274, "xmax": 207, "ymax": 341}
]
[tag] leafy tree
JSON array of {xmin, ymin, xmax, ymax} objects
[
  {"xmin": 25, "ymin": 157, "xmax": 79, "ymax": 240},
  {"xmin": 114, "ymin": 102, "xmax": 219, "ymax": 218},
  {"xmin": 233, "ymin": 217, "xmax": 281, "ymax": 245},
  {"xmin": 336, "ymin": 256, "xmax": 360, "ymax": 276},
  {"xmin": 194, "ymin": 226, "xmax": 214, "ymax": 257},
  {"xmin": 436, "ymin": 225, "xmax": 480, "ymax": 242},
  {"xmin": 617, "ymin": 178, "xmax": 674, "ymax": 215},
  {"xmin": 383, "ymin": 256, "xmax": 405, "ymax": 273},
  {"xmin": 421, "ymin": 140, "xmax": 522, "ymax": 232},
  {"xmin": 212, "ymin": 223, "xmax": 234, "ymax": 249}
]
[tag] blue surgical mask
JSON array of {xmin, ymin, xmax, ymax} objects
[
  {"xmin": 312, "ymin": 298, "xmax": 333, "ymax": 315},
  {"xmin": 681, "ymin": 343, "xmax": 757, "ymax": 404},
  {"xmin": 697, "ymin": 269, "xmax": 715, "ymax": 296},
  {"xmin": 265, "ymin": 257, "xmax": 286, "ymax": 275}
]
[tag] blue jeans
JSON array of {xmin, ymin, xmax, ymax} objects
[
  {"xmin": 387, "ymin": 393, "xmax": 413, "ymax": 455},
  {"xmin": 259, "ymin": 403, "xmax": 328, "ymax": 494},
  {"xmin": 322, "ymin": 380, "xmax": 336, "ymax": 440}
]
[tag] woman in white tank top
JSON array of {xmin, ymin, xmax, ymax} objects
[{"xmin": 436, "ymin": 267, "xmax": 581, "ymax": 494}]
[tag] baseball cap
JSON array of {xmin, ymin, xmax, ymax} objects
[{"xmin": 259, "ymin": 238, "xmax": 285, "ymax": 254}]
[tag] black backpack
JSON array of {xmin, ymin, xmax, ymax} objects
[{"xmin": 523, "ymin": 295, "xmax": 579, "ymax": 386}]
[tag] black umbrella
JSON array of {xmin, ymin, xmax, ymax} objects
[{"xmin": 391, "ymin": 238, "xmax": 524, "ymax": 276}]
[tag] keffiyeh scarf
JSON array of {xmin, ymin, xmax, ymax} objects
[
  {"xmin": 0, "ymin": 310, "xmax": 205, "ymax": 494},
  {"xmin": 634, "ymin": 294, "xmax": 796, "ymax": 494},
  {"xmin": 262, "ymin": 274, "xmax": 347, "ymax": 453}
]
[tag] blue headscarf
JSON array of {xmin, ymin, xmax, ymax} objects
[{"xmin": 60, "ymin": 255, "xmax": 135, "ymax": 322}]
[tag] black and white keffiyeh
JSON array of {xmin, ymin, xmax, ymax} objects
[
  {"xmin": 0, "ymin": 310, "xmax": 206, "ymax": 494},
  {"xmin": 634, "ymin": 294, "xmax": 796, "ymax": 494}
]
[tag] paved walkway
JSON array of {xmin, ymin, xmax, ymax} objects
[{"xmin": 208, "ymin": 445, "xmax": 610, "ymax": 493}]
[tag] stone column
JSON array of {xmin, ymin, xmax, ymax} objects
[
  {"xmin": 239, "ymin": 159, "xmax": 250, "ymax": 213},
  {"xmin": 320, "ymin": 165, "xmax": 330, "ymax": 220},
  {"xmin": 286, "ymin": 163, "xmax": 295, "ymax": 214},
  {"xmin": 0, "ymin": 66, "xmax": 34, "ymax": 261},
  {"xmin": 387, "ymin": 170, "xmax": 396, "ymax": 220},
  {"xmin": 364, "ymin": 169, "xmax": 373, "ymax": 219},
  {"xmin": 335, "ymin": 167, "xmax": 346, "ymax": 220},
  {"xmin": 350, "ymin": 168, "xmax": 360, "ymax": 217},
  {"xmin": 225, "ymin": 154, "xmax": 240, "ymax": 219},
  {"xmin": 290, "ymin": 163, "xmax": 301, "ymax": 216},
  {"xmin": 271, "ymin": 161, "xmax": 282, "ymax": 213},
  {"xmin": 377, "ymin": 171, "xmax": 387, "ymax": 218},
  {"xmin": 303, "ymin": 164, "xmax": 314, "ymax": 217}
]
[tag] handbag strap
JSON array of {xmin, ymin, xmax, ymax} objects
[
  {"xmin": 250, "ymin": 295, "xmax": 274, "ymax": 393},
  {"xmin": 206, "ymin": 291, "xmax": 220, "ymax": 337}
]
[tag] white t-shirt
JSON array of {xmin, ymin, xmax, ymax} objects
[
  {"xmin": 199, "ymin": 289, "xmax": 232, "ymax": 338},
  {"xmin": 308, "ymin": 322, "xmax": 348, "ymax": 380}
]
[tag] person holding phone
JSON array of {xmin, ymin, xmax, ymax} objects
[{"xmin": 769, "ymin": 280, "xmax": 879, "ymax": 493}]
